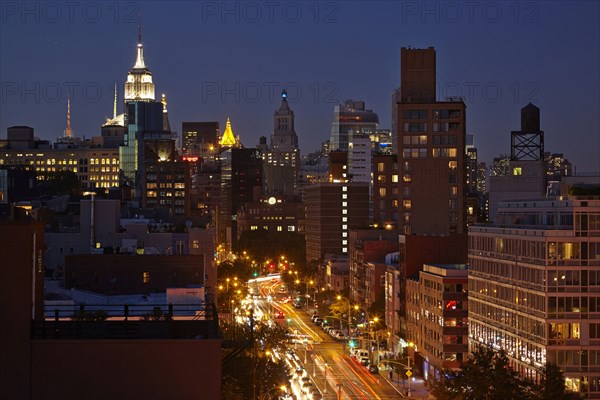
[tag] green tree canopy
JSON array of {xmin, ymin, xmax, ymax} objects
[{"xmin": 430, "ymin": 347, "xmax": 580, "ymax": 400}]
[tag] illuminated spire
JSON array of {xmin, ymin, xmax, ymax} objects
[
  {"xmin": 64, "ymin": 95, "xmax": 73, "ymax": 138},
  {"xmin": 133, "ymin": 22, "xmax": 146, "ymax": 69},
  {"xmin": 125, "ymin": 23, "xmax": 154, "ymax": 102},
  {"xmin": 113, "ymin": 82, "xmax": 118, "ymax": 119},
  {"xmin": 220, "ymin": 118, "xmax": 237, "ymax": 147},
  {"xmin": 161, "ymin": 93, "xmax": 171, "ymax": 132}
]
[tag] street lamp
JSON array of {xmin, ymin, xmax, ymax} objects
[
  {"xmin": 336, "ymin": 295, "xmax": 351, "ymax": 335},
  {"xmin": 306, "ymin": 280, "xmax": 314, "ymax": 311},
  {"xmin": 406, "ymin": 341, "xmax": 415, "ymax": 397}
]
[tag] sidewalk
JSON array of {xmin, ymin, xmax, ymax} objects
[{"xmin": 380, "ymin": 364, "xmax": 430, "ymax": 399}]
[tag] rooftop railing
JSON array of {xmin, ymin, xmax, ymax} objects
[{"xmin": 33, "ymin": 303, "xmax": 220, "ymax": 340}]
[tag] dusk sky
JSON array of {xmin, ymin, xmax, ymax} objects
[{"xmin": 1, "ymin": 1, "xmax": 599, "ymax": 172}]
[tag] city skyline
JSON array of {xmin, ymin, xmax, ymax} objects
[{"xmin": 1, "ymin": 1, "xmax": 599, "ymax": 172}]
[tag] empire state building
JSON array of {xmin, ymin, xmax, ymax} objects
[{"xmin": 124, "ymin": 28, "xmax": 155, "ymax": 103}]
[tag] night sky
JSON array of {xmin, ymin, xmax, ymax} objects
[{"xmin": 1, "ymin": 1, "xmax": 599, "ymax": 172}]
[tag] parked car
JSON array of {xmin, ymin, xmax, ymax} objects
[{"xmin": 360, "ymin": 357, "xmax": 370, "ymax": 366}]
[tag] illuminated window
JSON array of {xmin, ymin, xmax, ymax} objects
[
  {"xmin": 468, "ymin": 206, "xmax": 474, "ymax": 215},
  {"xmin": 143, "ymin": 272, "xmax": 150, "ymax": 284},
  {"xmin": 378, "ymin": 162, "xmax": 385, "ymax": 172},
  {"xmin": 342, "ymin": 217, "xmax": 347, "ymax": 222},
  {"xmin": 392, "ymin": 175, "xmax": 398, "ymax": 183},
  {"xmin": 449, "ymin": 161, "xmax": 458, "ymax": 170},
  {"xmin": 403, "ymin": 200, "xmax": 412, "ymax": 209},
  {"xmin": 342, "ymin": 247, "xmax": 348, "ymax": 253},
  {"xmin": 342, "ymin": 186, "xmax": 347, "ymax": 192},
  {"xmin": 450, "ymin": 186, "xmax": 458, "ymax": 196},
  {"xmin": 513, "ymin": 167, "xmax": 522, "ymax": 176},
  {"xmin": 342, "ymin": 225, "xmax": 348, "ymax": 230},
  {"xmin": 192, "ymin": 240, "xmax": 199, "ymax": 249},
  {"xmin": 342, "ymin": 232, "xmax": 348, "ymax": 237},
  {"xmin": 379, "ymin": 188, "xmax": 386, "ymax": 196},
  {"xmin": 277, "ymin": 226, "xmax": 283, "ymax": 232},
  {"xmin": 342, "ymin": 240, "xmax": 348, "ymax": 245},
  {"xmin": 342, "ymin": 209, "xmax": 348, "ymax": 214},
  {"xmin": 342, "ymin": 194, "xmax": 347, "ymax": 199},
  {"xmin": 342, "ymin": 202, "xmax": 348, "ymax": 207}
]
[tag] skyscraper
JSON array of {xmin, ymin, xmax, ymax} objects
[
  {"xmin": 124, "ymin": 26, "xmax": 155, "ymax": 104},
  {"xmin": 120, "ymin": 101, "xmax": 163, "ymax": 188},
  {"xmin": 397, "ymin": 47, "xmax": 467, "ymax": 236},
  {"xmin": 304, "ymin": 182, "xmax": 370, "ymax": 262},
  {"xmin": 119, "ymin": 29, "xmax": 167, "ymax": 192},
  {"xmin": 329, "ymin": 100, "xmax": 379, "ymax": 152},
  {"xmin": 262, "ymin": 90, "xmax": 300, "ymax": 196},
  {"xmin": 270, "ymin": 89, "xmax": 298, "ymax": 151},
  {"xmin": 182, "ymin": 121, "xmax": 220, "ymax": 158}
]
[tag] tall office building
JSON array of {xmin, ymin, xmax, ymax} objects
[
  {"xmin": 262, "ymin": 90, "xmax": 300, "ymax": 196},
  {"xmin": 348, "ymin": 135, "xmax": 371, "ymax": 183},
  {"xmin": 120, "ymin": 101, "xmax": 164, "ymax": 189},
  {"xmin": 270, "ymin": 90, "xmax": 298, "ymax": 151},
  {"xmin": 124, "ymin": 28, "xmax": 155, "ymax": 104},
  {"xmin": 372, "ymin": 153, "xmax": 399, "ymax": 227},
  {"xmin": 304, "ymin": 182, "xmax": 370, "ymax": 262},
  {"xmin": 389, "ymin": 47, "xmax": 469, "ymax": 361},
  {"xmin": 397, "ymin": 47, "xmax": 467, "ymax": 236},
  {"xmin": 182, "ymin": 122, "xmax": 219, "ymax": 159},
  {"xmin": 468, "ymin": 197, "xmax": 600, "ymax": 398},
  {"xmin": 218, "ymin": 148, "xmax": 263, "ymax": 250},
  {"xmin": 120, "ymin": 29, "xmax": 161, "ymax": 190},
  {"xmin": 329, "ymin": 100, "xmax": 379, "ymax": 153}
]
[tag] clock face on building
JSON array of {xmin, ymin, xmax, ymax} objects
[{"xmin": 268, "ymin": 197, "xmax": 276, "ymax": 205}]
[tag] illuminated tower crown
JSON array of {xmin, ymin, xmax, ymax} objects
[
  {"xmin": 124, "ymin": 24, "xmax": 155, "ymax": 103},
  {"xmin": 220, "ymin": 118, "xmax": 238, "ymax": 148}
]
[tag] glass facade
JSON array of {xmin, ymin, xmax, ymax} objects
[{"xmin": 469, "ymin": 198, "xmax": 600, "ymax": 398}]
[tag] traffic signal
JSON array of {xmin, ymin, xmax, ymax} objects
[
  {"xmin": 349, "ymin": 340, "xmax": 356, "ymax": 348},
  {"xmin": 253, "ymin": 271, "xmax": 258, "ymax": 277}
]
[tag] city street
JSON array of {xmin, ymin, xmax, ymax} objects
[{"xmin": 252, "ymin": 277, "xmax": 416, "ymax": 399}]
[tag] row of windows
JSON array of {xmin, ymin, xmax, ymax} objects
[
  {"xmin": 89, "ymin": 175, "xmax": 119, "ymax": 181},
  {"xmin": 146, "ymin": 191, "xmax": 185, "ymax": 198},
  {"xmin": 402, "ymin": 109, "xmax": 461, "ymax": 120},
  {"xmin": 146, "ymin": 183, "xmax": 185, "ymax": 189},
  {"xmin": 376, "ymin": 175, "xmax": 399, "ymax": 183},
  {"xmin": 249, "ymin": 225, "xmax": 296, "ymax": 232}
]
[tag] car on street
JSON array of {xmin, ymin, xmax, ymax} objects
[
  {"xmin": 276, "ymin": 311, "xmax": 285, "ymax": 319},
  {"xmin": 368, "ymin": 364, "xmax": 379, "ymax": 374}
]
